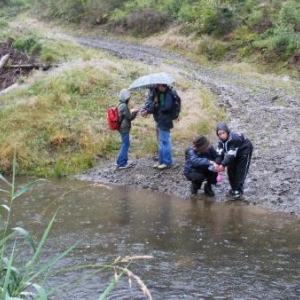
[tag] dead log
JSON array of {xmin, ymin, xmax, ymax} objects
[
  {"xmin": 6, "ymin": 63, "xmax": 59, "ymax": 70},
  {"xmin": 0, "ymin": 54, "xmax": 10, "ymax": 71}
]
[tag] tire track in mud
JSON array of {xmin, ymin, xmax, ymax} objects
[{"xmin": 76, "ymin": 36, "xmax": 300, "ymax": 215}]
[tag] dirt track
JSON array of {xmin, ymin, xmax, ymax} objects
[{"xmin": 75, "ymin": 36, "xmax": 300, "ymax": 215}]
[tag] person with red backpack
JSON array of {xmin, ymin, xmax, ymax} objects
[{"xmin": 116, "ymin": 89, "xmax": 138, "ymax": 169}]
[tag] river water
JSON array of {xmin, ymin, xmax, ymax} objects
[{"xmin": 4, "ymin": 178, "xmax": 300, "ymax": 299}]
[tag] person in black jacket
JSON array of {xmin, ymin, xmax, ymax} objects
[
  {"xmin": 184, "ymin": 136, "xmax": 221, "ymax": 196},
  {"xmin": 215, "ymin": 123, "xmax": 253, "ymax": 199},
  {"xmin": 140, "ymin": 84, "xmax": 176, "ymax": 169}
]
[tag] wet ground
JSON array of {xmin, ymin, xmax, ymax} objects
[
  {"xmin": 75, "ymin": 36, "xmax": 300, "ymax": 216},
  {"xmin": 7, "ymin": 178, "xmax": 300, "ymax": 299}
]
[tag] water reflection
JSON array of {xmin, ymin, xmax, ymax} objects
[{"xmin": 2, "ymin": 178, "xmax": 300, "ymax": 299}]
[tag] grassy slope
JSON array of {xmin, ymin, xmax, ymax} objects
[{"xmin": 0, "ymin": 16, "xmax": 224, "ymax": 176}]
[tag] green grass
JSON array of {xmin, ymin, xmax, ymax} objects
[{"xmin": 0, "ymin": 17, "xmax": 225, "ymax": 177}]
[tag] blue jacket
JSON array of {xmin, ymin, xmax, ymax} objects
[
  {"xmin": 142, "ymin": 87, "xmax": 174, "ymax": 130},
  {"xmin": 184, "ymin": 146, "xmax": 220, "ymax": 176}
]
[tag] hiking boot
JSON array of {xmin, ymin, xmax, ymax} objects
[
  {"xmin": 227, "ymin": 189, "xmax": 233, "ymax": 197},
  {"xmin": 191, "ymin": 183, "xmax": 198, "ymax": 195},
  {"xmin": 231, "ymin": 190, "xmax": 243, "ymax": 199},
  {"xmin": 204, "ymin": 183, "xmax": 215, "ymax": 197}
]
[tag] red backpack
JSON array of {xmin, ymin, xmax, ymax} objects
[{"xmin": 107, "ymin": 107, "xmax": 120, "ymax": 130}]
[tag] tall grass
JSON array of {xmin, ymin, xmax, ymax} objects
[{"xmin": 0, "ymin": 152, "xmax": 77, "ymax": 299}]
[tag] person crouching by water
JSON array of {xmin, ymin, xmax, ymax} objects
[
  {"xmin": 116, "ymin": 89, "xmax": 139, "ymax": 169},
  {"xmin": 215, "ymin": 123, "xmax": 253, "ymax": 199},
  {"xmin": 184, "ymin": 136, "xmax": 221, "ymax": 196}
]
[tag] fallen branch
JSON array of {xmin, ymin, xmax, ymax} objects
[
  {"xmin": 0, "ymin": 54, "xmax": 10, "ymax": 71},
  {"xmin": 7, "ymin": 63, "xmax": 59, "ymax": 70}
]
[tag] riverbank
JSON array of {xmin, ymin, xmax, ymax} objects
[{"xmin": 74, "ymin": 36, "xmax": 300, "ymax": 216}]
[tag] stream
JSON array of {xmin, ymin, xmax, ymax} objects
[{"xmin": 5, "ymin": 178, "xmax": 300, "ymax": 299}]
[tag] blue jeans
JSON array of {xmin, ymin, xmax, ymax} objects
[
  {"xmin": 158, "ymin": 129, "xmax": 172, "ymax": 166},
  {"xmin": 117, "ymin": 132, "xmax": 130, "ymax": 167}
]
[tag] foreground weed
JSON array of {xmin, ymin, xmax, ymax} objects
[
  {"xmin": 0, "ymin": 152, "xmax": 77, "ymax": 299},
  {"xmin": 0, "ymin": 154, "xmax": 153, "ymax": 299}
]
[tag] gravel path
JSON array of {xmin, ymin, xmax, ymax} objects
[{"xmin": 75, "ymin": 36, "xmax": 300, "ymax": 215}]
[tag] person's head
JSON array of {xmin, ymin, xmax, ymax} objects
[
  {"xmin": 193, "ymin": 136, "xmax": 210, "ymax": 153},
  {"xmin": 216, "ymin": 123, "xmax": 230, "ymax": 141},
  {"xmin": 119, "ymin": 89, "xmax": 131, "ymax": 103},
  {"xmin": 157, "ymin": 84, "xmax": 168, "ymax": 92}
]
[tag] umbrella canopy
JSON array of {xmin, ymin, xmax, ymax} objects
[{"xmin": 128, "ymin": 72, "xmax": 175, "ymax": 91}]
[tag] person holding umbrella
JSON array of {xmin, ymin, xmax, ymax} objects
[
  {"xmin": 140, "ymin": 84, "xmax": 176, "ymax": 169},
  {"xmin": 129, "ymin": 72, "xmax": 178, "ymax": 170}
]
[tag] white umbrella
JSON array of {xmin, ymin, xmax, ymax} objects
[{"xmin": 128, "ymin": 72, "xmax": 175, "ymax": 91}]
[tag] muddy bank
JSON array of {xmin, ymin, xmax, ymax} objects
[{"xmin": 75, "ymin": 36, "xmax": 300, "ymax": 215}]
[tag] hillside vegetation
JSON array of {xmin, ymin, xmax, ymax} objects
[
  {"xmin": 0, "ymin": 0, "xmax": 299, "ymax": 176},
  {"xmin": 2, "ymin": 0, "xmax": 299, "ymax": 75},
  {"xmin": 0, "ymin": 13, "xmax": 224, "ymax": 176}
]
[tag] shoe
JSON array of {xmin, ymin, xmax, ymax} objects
[
  {"xmin": 231, "ymin": 190, "xmax": 243, "ymax": 199},
  {"xmin": 191, "ymin": 183, "xmax": 198, "ymax": 195},
  {"xmin": 153, "ymin": 163, "xmax": 160, "ymax": 168},
  {"xmin": 227, "ymin": 189, "xmax": 233, "ymax": 196},
  {"xmin": 117, "ymin": 163, "xmax": 132, "ymax": 169},
  {"xmin": 157, "ymin": 164, "xmax": 172, "ymax": 170},
  {"xmin": 116, "ymin": 160, "xmax": 132, "ymax": 167},
  {"xmin": 204, "ymin": 183, "xmax": 215, "ymax": 197}
]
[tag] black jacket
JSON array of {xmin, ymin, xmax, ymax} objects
[
  {"xmin": 184, "ymin": 146, "xmax": 220, "ymax": 176},
  {"xmin": 142, "ymin": 87, "xmax": 174, "ymax": 130},
  {"xmin": 217, "ymin": 131, "xmax": 253, "ymax": 167}
]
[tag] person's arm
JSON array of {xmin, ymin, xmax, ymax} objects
[
  {"xmin": 140, "ymin": 89, "xmax": 156, "ymax": 115},
  {"xmin": 188, "ymin": 148, "xmax": 211, "ymax": 167},
  {"xmin": 130, "ymin": 108, "xmax": 139, "ymax": 120}
]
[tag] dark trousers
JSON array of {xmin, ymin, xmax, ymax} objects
[
  {"xmin": 227, "ymin": 151, "xmax": 252, "ymax": 192},
  {"xmin": 185, "ymin": 170, "xmax": 217, "ymax": 189}
]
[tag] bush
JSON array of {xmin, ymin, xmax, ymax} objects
[
  {"xmin": 278, "ymin": 1, "xmax": 300, "ymax": 29},
  {"xmin": 254, "ymin": 27, "xmax": 300, "ymax": 60},
  {"xmin": 12, "ymin": 37, "xmax": 41, "ymax": 55},
  {"xmin": 197, "ymin": 35, "xmax": 228, "ymax": 60},
  {"xmin": 178, "ymin": 1, "xmax": 235, "ymax": 37},
  {"xmin": 0, "ymin": 18, "xmax": 8, "ymax": 28},
  {"xmin": 111, "ymin": 8, "xmax": 169, "ymax": 36}
]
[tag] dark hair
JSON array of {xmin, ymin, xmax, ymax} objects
[{"xmin": 193, "ymin": 136, "xmax": 210, "ymax": 149}]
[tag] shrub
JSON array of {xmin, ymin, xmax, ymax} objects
[
  {"xmin": 112, "ymin": 8, "xmax": 169, "ymax": 36},
  {"xmin": 197, "ymin": 36, "xmax": 228, "ymax": 60},
  {"xmin": 12, "ymin": 37, "xmax": 41, "ymax": 55},
  {"xmin": 278, "ymin": 1, "xmax": 300, "ymax": 29},
  {"xmin": 0, "ymin": 18, "xmax": 8, "ymax": 28}
]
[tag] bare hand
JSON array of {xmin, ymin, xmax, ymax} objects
[{"xmin": 216, "ymin": 165, "xmax": 225, "ymax": 172}]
